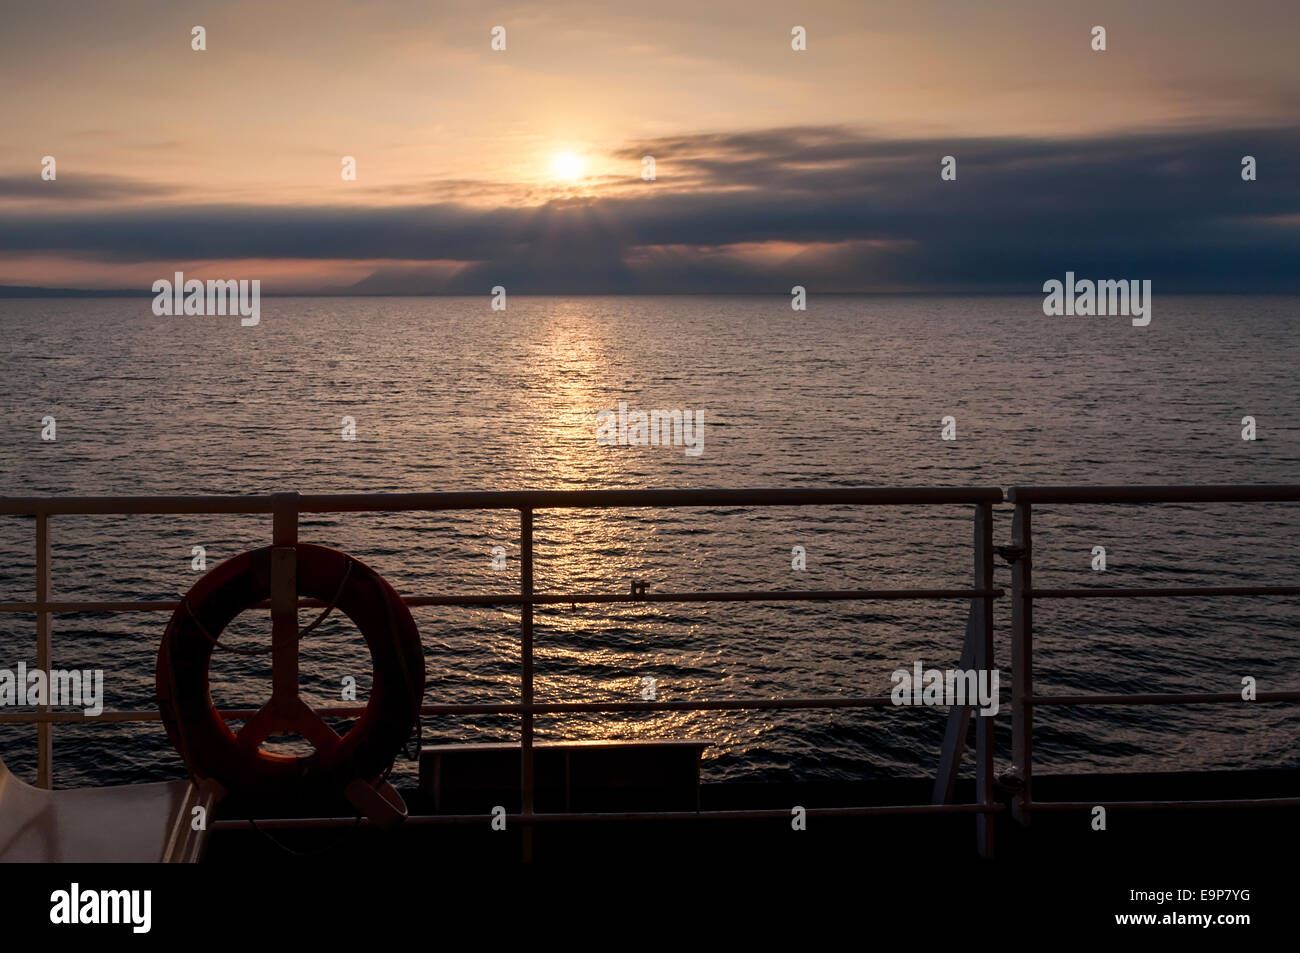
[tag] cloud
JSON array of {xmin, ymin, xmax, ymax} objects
[
  {"xmin": 0, "ymin": 174, "xmax": 178, "ymax": 202},
  {"xmin": 2, "ymin": 125, "xmax": 1298, "ymax": 292}
]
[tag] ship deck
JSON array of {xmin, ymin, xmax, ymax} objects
[{"xmin": 202, "ymin": 767, "xmax": 1300, "ymax": 865}]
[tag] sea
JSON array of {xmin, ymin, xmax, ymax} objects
[{"xmin": 1, "ymin": 294, "xmax": 1298, "ymax": 788}]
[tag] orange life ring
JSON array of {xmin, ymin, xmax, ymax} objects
[{"xmin": 156, "ymin": 544, "xmax": 425, "ymax": 807}]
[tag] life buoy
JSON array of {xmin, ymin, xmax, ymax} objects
[{"xmin": 156, "ymin": 544, "xmax": 425, "ymax": 812}]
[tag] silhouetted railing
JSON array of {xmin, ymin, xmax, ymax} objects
[
  {"xmin": 5, "ymin": 485, "xmax": 1297, "ymax": 858},
  {"xmin": 1004, "ymin": 485, "xmax": 1300, "ymax": 823},
  {"xmin": 0, "ymin": 487, "xmax": 1004, "ymax": 857}
]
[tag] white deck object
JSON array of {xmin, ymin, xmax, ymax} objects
[{"xmin": 0, "ymin": 754, "xmax": 217, "ymax": 863}]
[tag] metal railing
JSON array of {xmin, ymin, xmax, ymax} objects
[
  {"xmin": 1004, "ymin": 485, "xmax": 1300, "ymax": 822},
  {"xmin": 0, "ymin": 487, "xmax": 1005, "ymax": 858},
  {"xmin": 5, "ymin": 485, "xmax": 1298, "ymax": 857}
]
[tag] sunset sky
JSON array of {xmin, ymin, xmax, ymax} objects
[{"xmin": 1, "ymin": 0, "xmax": 1298, "ymax": 293}]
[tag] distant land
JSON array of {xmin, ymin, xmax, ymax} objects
[
  {"xmin": 0, "ymin": 286, "xmax": 146, "ymax": 298},
  {"xmin": 0, "ymin": 285, "xmax": 1105, "ymax": 299},
  {"xmin": 0, "ymin": 284, "xmax": 954, "ymax": 298},
  {"xmin": 1, "ymin": 285, "xmax": 1292, "ymax": 300}
]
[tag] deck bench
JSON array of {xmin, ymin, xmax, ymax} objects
[{"xmin": 419, "ymin": 739, "xmax": 711, "ymax": 814}]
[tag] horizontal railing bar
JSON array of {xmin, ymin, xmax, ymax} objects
[
  {"xmin": 1008, "ymin": 485, "xmax": 1300, "ymax": 504},
  {"xmin": 0, "ymin": 711, "xmax": 166, "ymax": 724},
  {"xmin": 12, "ymin": 688, "xmax": 1294, "ymax": 724},
  {"xmin": 504, "ymin": 588, "xmax": 1003, "ymax": 605},
  {"xmin": 0, "ymin": 497, "xmax": 279, "ymax": 516},
  {"xmin": 0, "ymin": 486, "xmax": 1004, "ymax": 516},
  {"xmin": 0, "ymin": 588, "xmax": 1003, "ymax": 614},
  {"xmin": 0, "ymin": 601, "xmax": 184, "ymax": 613},
  {"xmin": 1027, "ymin": 797, "xmax": 1300, "ymax": 811},
  {"xmin": 1029, "ymin": 586, "xmax": 1300, "ymax": 599},
  {"xmin": 210, "ymin": 802, "xmax": 1006, "ymax": 830},
  {"xmin": 1029, "ymin": 691, "xmax": 1300, "ymax": 705},
  {"xmin": 8, "ymin": 485, "xmax": 1300, "ymax": 514},
  {"xmin": 0, "ymin": 695, "xmax": 951, "ymax": 724},
  {"xmin": 483, "ymin": 697, "xmax": 901, "ymax": 713},
  {"xmin": 299, "ymin": 488, "xmax": 1008, "ymax": 510}
]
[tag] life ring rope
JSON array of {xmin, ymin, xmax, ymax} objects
[{"xmin": 179, "ymin": 557, "xmax": 355, "ymax": 657}]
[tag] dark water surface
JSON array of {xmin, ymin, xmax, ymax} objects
[{"xmin": 1, "ymin": 295, "xmax": 1297, "ymax": 787}]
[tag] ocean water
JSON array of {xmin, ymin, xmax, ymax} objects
[{"xmin": 0, "ymin": 294, "xmax": 1298, "ymax": 788}]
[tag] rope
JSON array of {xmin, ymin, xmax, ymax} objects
[
  {"xmin": 182, "ymin": 557, "xmax": 354, "ymax": 656},
  {"xmin": 376, "ymin": 573, "xmax": 425, "ymax": 762}
]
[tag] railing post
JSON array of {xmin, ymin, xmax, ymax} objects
[
  {"xmin": 1011, "ymin": 501, "xmax": 1033, "ymax": 825},
  {"xmin": 271, "ymin": 493, "xmax": 299, "ymax": 719},
  {"xmin": 35, "ymin": 509, "xmax": 52, "ymax": 788},
  {"xmin": 519, "ymin": 508, "xmax": 535, "ymax": 862},
  {"xmin": 974, "ymin": 502, "xmax": 995, "ymax": 857}
]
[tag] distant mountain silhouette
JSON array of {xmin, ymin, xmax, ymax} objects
[{"xmin": 0, "ymin": 285, "xmax": 145, "ymax": 298}]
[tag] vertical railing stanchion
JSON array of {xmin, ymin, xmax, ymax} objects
[
  {"xmin": 1010, "ymin": 500, "xmax": 1032, "ymax": 824},
  {"xmin": 35, "ymin": 508, "xmax": 53, "ymax": 788},
  {"xmin": 270, "ymin": 493, "xmax": 300, "ymax": 719},
  {"xmin": 519, "ymin": 508, "xmax": 535, "ymax": 862},
  {"xmin": 974, "ymin": 502, "xmax": 995, "ymax": 857}
]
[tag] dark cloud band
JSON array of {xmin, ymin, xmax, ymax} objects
[{"xmin": 2, "ymin": 126, "xmax": 1297, "ymax": 292}]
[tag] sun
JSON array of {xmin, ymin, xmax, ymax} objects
[{"xmin": 551, "ymin": 151, "xmax": 585, "ymax": 181}]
